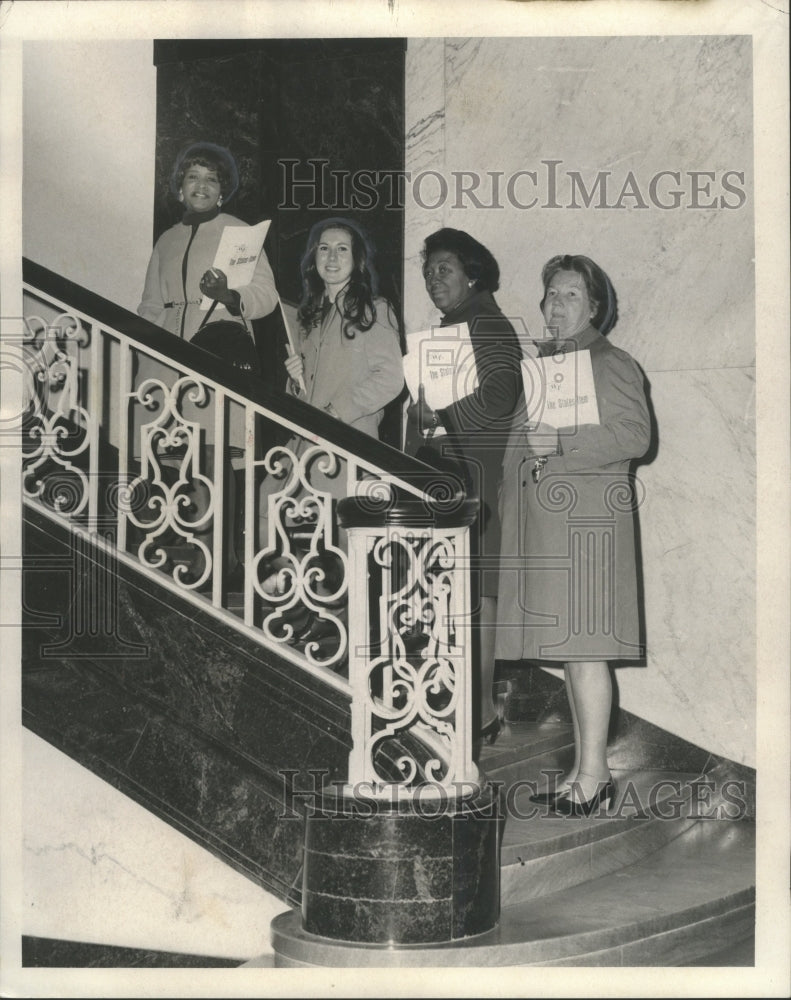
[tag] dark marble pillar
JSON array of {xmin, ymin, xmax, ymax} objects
[{"xmin": 301, "ymin": 784, "xmax": 502, "ymax": 945}]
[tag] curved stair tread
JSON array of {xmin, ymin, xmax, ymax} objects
[
  {"xmin": 268, "ymin": 818, "xmax": 754, "ymax": 967},
  {"xmin": 497, "ymin": 760, "xmax": 750, "ymax": 906},
  {"xmin": 489, "ymin": 819, "xmax": 755, "ymax": 965},
  {"xmin": 500, "ymin": 767, "xmax": 718, "ymax": 860},
  {"xmin": 478, "ymin": 721, "xmax": 575, "ymax": 777}
]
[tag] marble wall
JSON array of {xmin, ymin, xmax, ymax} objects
[
  {"xmin": 404, "ymin": 36, "xmax": 755, "ymax": 766},
  {"xmin": 23, "ymin": 729, "xmax": 283, "ymax": 961},
  {"xmin": 22, "ymin": 41, "xmax": 157, "ymax": 313}
]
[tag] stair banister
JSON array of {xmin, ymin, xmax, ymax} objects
[{"xmin": 20, "ymin": 257, "xmax": 483, "ymax": 804}]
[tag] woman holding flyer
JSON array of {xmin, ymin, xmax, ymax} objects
[
  {"xmin": 410, "ymin": 228, "xmax": 523, "ymax": 749},
  {"xmin": 497, "ymin": 254, "xmax": 651, "ymax": 816},
  {"xmin": 135, "ymin": 141, "xmax": 278, "ymax": 587},
  {"xmin": 282, "ymin": 217, "xmax": 404, "ymax": 438},
  {"xmin": 138, "ymin": 141, "xmax": 277, "ymax": 340},
  {"xmin": 257, "ymin": 218, "xmax": 403, "ymax": 613}
]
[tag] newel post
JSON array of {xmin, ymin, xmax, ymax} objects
[{"xmin": 295, "ymin": 493, "xmax": 502, "ymax": 949}]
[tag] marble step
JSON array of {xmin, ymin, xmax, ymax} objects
[
  {"xmin": 478, "ymin": 720, "xmax": 576, "ymax": 787},
  {"xmin": 500, "ymin": 765, "xmax": 726, "ymax": 906},
  {"xmin": 476, "ymin": 721, "xmax": 751, "ymax": 906},
  {"xmin": 265, "ymin": 818, "xmax": 755, "ymax": 967}
]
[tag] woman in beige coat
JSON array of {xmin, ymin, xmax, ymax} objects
[
  {"xmin": 258, "ymin": 219, "xmax": 403, "ymax": 632},
  {"xmin": 284, "ymin": 218, "xmax": 403, "ymax": 440},
  {"xmin": 497, "ymin": 254, "xmax": 651, "ymax": 816}
]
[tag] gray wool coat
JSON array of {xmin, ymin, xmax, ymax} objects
[{"xmin": 496, "ymin": 325, "xmax": 651, "ymax": 663}]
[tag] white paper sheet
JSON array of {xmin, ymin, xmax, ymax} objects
[
  {"xmin": 403, "ymin": 322, "xmax": 477, "ymax": 411},
  {"xmin": 199, "ymin": 219, "xmax": 271, "ymax": 310},
  {"xmin": 520, "ymin": 347, "xmax": 600, "ymax": 429}
]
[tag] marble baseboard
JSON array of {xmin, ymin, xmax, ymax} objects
[{"xmin": 22, "ymin": 937, "xmax": 241, "ymax": 969}]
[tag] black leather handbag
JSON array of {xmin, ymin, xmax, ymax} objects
[{"xmin": 190, "ymin": 313, "xmax": 261, "ymax": 377}]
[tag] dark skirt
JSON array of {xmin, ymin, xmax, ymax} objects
[{"xmin": 413, "ymin": 431, "xmax": 505, "ymax": 601}]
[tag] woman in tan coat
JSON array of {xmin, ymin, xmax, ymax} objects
[
  {"xmin": 284, "ymin": 218, "xmax": 403, "ymax": 441},
  {"xmin": 497, "ymin": 254, "xmax": 651, "ymax": 816},
  {"xmin": 258, "ymin": 219, "xmax": 403, "ymax": 638}
]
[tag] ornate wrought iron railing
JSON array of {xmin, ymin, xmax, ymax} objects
[{"xmin": 19, "ymin": 259, "xmax": 481, "ymax": 800}]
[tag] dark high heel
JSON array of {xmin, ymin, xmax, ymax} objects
[
  {"xmin": 479, "ymin": 716, "xmax": 502, "ymax": 746},
  {"xmin": 529, "ymin": 787, "xmax": 570, "ymax": 805},
  {"xmin": 551, "ymin": 779, "xmax": 616, "ymax": 818}
]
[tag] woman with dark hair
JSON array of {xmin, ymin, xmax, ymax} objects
[
  {"xmin": 410, "ymin": 227, "xmax": 524, "ymax": 747},
  {"xmin": 138, "ymin": 141, "xmax": 277, "ymax": 338},
  {"xmin": 284, "ymin": 217, "xmax": 403, "ymax": 438},
  {"xmin": 497, "ymin": 254, "xmax": 651, "ymax": 816},
  {"xmin": 256, "ymin": 218, "xmax": 403, "ymax": 631},
  {"xmin": 136, "ymin": 142, "xmax": 278, "ymax": 585}
]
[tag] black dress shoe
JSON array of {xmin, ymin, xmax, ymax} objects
[
  {"xmin": 551, "ymin": 780, "xmax": 616, "ymax": 817},
  {"xmin": 529, "ymin": 787, "xmax": 570, "ymax": 805},
  {"xmin": 479, "ymin": 716, "xmax": 502, "ymax": 746}
]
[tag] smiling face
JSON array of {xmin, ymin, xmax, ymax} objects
[
  {"xmin": 542, "ymin": 269, "xmax": 597, "ymax": 339},
  {"xmin": 423, "ymin": 250, "xmax": 473, "ymax": 315},
  {"xmin": 179, "ymin": 164, "xmax": 223, "ymax": 214},
  {"xmin": 315, "ymin": 227, "xmax": 355, "ymax": 298}
]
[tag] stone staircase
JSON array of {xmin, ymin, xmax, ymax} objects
[
  {"xmin": 22, "ymin": 506, "xmax": 755, "ymax": 969},
  {"xmin": 261, "ymin": 720, "xmax": 755, "ymax": 967}
]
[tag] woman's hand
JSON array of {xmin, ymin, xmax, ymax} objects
[
  {"xmin": 199, "ymin": 268, "xmax": 241, "ymax": 312},
  {"xmin": 524, "ymin": 420, "xmax": 560, "ymax": 457},
  {"xmin": 285, "ymin": 351, "xmax": 305, "ymax": 394},
  {"xmin": 407, "ymin": 384, "xmax": 440, "ymax": 435}
]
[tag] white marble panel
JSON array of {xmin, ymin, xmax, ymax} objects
[
  {"xmin": 618, "ymin": 366, "xmax": 756, "ymax": 765},
  {"xmin": 22, "ymin": 731, "xmax": 285, "ymax": 960},
  {"xmin": 404, "ymin": 36, "xmax": 753, "ymax": 371},
  {"xmin": 404, "ymin": 36, "xmax": 756, "ymax": 766}
]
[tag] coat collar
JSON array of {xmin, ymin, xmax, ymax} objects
[
  {"xmin": 439, "ymin": 288, "xmax": 498, "ymax": 326},
  {"xmin": 181, "ymin": 206, "xmax": 221, "ymax": 227},
  {"xmin": 536, "ymin": 323, "xmax": 602, "ymax": 355}
]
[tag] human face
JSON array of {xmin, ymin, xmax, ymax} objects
[
  {"xmin": 315, "ymin": 227, "xmax": 355, "ymax": 299},
  {"xmin": 423, "ymin": 250, "xmax": 473, "ymax": 315},
  {"xmin": 542, "ymin": 269, "xmax": 596, "ymax": 339},
  {"xmin": 179, "ymin": 164, "xmax": 222, "ymax": 214}
]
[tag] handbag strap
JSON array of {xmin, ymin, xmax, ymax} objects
[
  {"xmin": 196, "ymin": 299, "xmax": 251, "ymax": 336},
  {"xmin": 196, "ymin": 299, "xmax": 218, "ymax": 333}
]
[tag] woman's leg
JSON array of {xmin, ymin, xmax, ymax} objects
[
  {"xmin": 560, "ymin": 666, "xmax": 581, "ymax": 787},
  {"xmin": 564, "ymin": 660, "xmax": 613, "ymax": 802}
]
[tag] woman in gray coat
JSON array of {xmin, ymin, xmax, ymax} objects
[
  {"xmin": 496, "ymin": 254, "xmax": 650, "ymax": 816},
  {"xmin": 284, "ymin": 217, "xmax": 403, "ymax": 439},
  {"xmin": 258, "ymin": 218, "xmax": 403, "ymax": 625}
]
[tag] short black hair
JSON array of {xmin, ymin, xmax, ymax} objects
[
  {"xmin": 169, "ymin": 141, "xmax": 239, "ymax": 201},
  {"xmin": 422, "ymin": 228, "xmax": 500, "ymax": 293}
]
